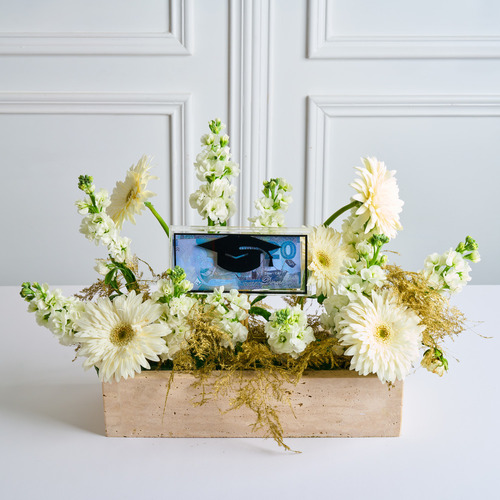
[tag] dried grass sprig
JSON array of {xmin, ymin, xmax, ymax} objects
[
  {"xmin": 384, "ymin": 264, "xmax": 467, "ymax": 350},
  {"xmin": 161, "ymin": 304, "xmax": 348, "ymax": 451}
]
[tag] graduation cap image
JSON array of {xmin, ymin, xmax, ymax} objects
[{"xmin": 197, "ymin": 234, "xmax": 280, "ymax": 273}]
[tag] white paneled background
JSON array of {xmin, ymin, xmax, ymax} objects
[{"xmin": 1, "ymin": 0, "xmax": 498, "ymax": 285}]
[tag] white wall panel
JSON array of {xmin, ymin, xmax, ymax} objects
[
  {"xmin": 1, "ymin": 0, "xmax": 498, "ymax": 286},
  {"xmin": 229, "ymin": 0, "xmax": 272, "ymax": 226},
  {"xmin": 308, "ymin": 0, "xmax": 500, "ymax": 58},
  {"xmin": 0, "ymin": 0, "xmax": 192, "ymax": 54},
  {"xmin": 0, "ymin": 93, "xmax": 190, "ymax": 285},
  {"xmin": 306, "ymin": 95, "xmax": 500, "ymax": 283}
]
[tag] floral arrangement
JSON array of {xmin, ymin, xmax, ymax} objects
[{"xmin": 21, "ymin": 118, "xmax": 479, "ymax": 450}]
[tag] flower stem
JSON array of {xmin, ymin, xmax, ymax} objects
[
  {"xmin": 323, "ymin": 200, "xmax": 361, "ymax": 227},
  {"xmin": 208, "ymin": 219, "xmax": 227, "ymax": 227},
  {"xmin": 145, "ymin": 202, "xmax": 169, "ymax": 238}
]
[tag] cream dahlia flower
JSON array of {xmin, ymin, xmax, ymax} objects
[
  {"xmin": 107, "ymin": 155, "xmax": 156, "ymax": 229},
  {"xmin": 74, "ymin": 291, "xmax": 166, "ymax": 383},
  {"xmin": 351, "ymin": 157, "xmax": 403, "ymax": 239},
  {"xmin": 337, "ymin": 291, "xmax": 425, "ymax": 384},
  {"xmin": 308, "ymin": 225, "xmax": 355, "ymax": 297}
]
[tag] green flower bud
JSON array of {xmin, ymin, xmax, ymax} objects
[
  {"xmin": 20, "ymin": 282, "xmax": 35, "ymax": 300},
  {"xmin": 465, "ymin": 236, "xmax": 478, "ymax": 251},
  {"xmin": 465, "ymin": 250, "xmax": 481, "ymax": 263},
  {"xmin": 208, "ymin": 118, "xmax": 223, "ymax": 135},
  {"xmin": 168, "ymin": 265, "xmax": 187, "ymax": 284},
  {"xmin": 455, "ymin": 241, "xmax": 466, "ymax": 253},
  {"xmin": 370, "ymin": 234, "xmax": 390, "ymax": 247},
  {"xmin": 78, "ymin": 174, "xmax": 94, "ymax": 194}
]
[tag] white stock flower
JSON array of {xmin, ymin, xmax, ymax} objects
[
  {"xmin": 337, "ymin": 291, "xmax": 425, "ymax": 384},
  {"xmin": 204, "ymin": 287, "xmax": 250, "ymax": 349},
  {"xmin": 265, "ymin": 306, "xmax": 315, "ymax": 358},
  {"xmin": 359, "ymin": 265, "xmax": 387, "ymax": 293},
  {"xmin": 94, "ymin": 259, "xmax": 110, "ymax": 276},
  {"xmin": 249, "ymin": 177, "xmax": 293, "ymax": 228},
  {"xmin": 160, "ymin": 318, "xmax": 192, "ymax": 360},
  {"xmin": 341, "ymin": 209, "xmax": 376, "ymax": 246},
  {"xmin": 191, "ymin": 119, "xmax": 239, "ymax": 225},
  {"xmin": 321, "ymin": 293, "xmax": 349, "ymax": 334},
  {"xmin": 75, "ymin": 291, "xmax": 166, "ymax": 383},
  {"xmin": 151, "ymin": 278, "xmax": 176, "ymax": 302},
  {"xmin": 351, "ymin": 157, "xmax": 403, "ymax": 239},
  {"xmin": 47, "ymin": 299, "xmax": 85, "ymax": 346},
  {"xmin": 421, "ymin": 348, "xmax": 447, "ymax": 377},
  {"xmin": 217, "ymin": 319, "xmax": 249, "ymax": 349},
  {"xmin": 79, "ymin": 212, "xmax": 115, "ymax": 244},
  {"xmin": 168, "ymin": 296, "xmax": 196, "ymax": 320},
  {"xmin": 189, "ymin": 178, "xmax": 237, "ymax": 225},
  {"xmin": 423, "ymin": 249, "xmax": 471, "ymax": 294},
  {"xmin": 26, "ymin": 284, "xmax": 83, "ymax": 346},
  {"xmin": 336, "ymin": 274, "xmax": 365, "ymax": 299}
]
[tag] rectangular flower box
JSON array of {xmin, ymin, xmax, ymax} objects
[{"xmin": 102, "ymin": 370, "xmax": 403, "ymax": 438}]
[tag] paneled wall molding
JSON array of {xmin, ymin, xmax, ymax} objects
[
  {"xmin": 229, "ymin": 0, "xmax": 272, "ymax": 225},
  {"xmin": 0, "ymin": 0, "xmax": 192, "ymax": 55},
  {"xmin": 0, "ymin": 92, "xmax": 191, "ymax": 224},
  {"xmin": 308, "ymin": 0, "xmax": 500, "ymax": 59},
  {"xmin": 306, "ymin": 94, "xmax": 500, "ymax": 224}
]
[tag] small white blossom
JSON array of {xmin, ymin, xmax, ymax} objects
[
  {"xmin": 191, "ymin": 119, "xmax": 239, "ymax": 225},
  {"xmin": 22, "ymin": 282, "xmax": 83, "ymax": 345},
  {"xmin": 249, "ymin": 177, "xmax": 293, "ymax": 228},
  {"xmin": 204, "ymin": 287, "xmax": 250, "ymax": 349},
  {"xmin": 94, "ymin": 259, "xmax": 110, "ymax": 276},
  {"xmin": 152, "ymin": 269, "xmax": 196, "ymax": 360},
  {"xmin": 265, "ymin": 306, "xmax": 315, "ymax": 358},
  {"xmin": 77, "ymin": 187, "xmax": 132, "ymax": 263},
  {"xmin": 423, "ymin": 249, "xmax": 471, "ymax": 294},
  {"xmin": 421, "ymin": 348, "xmax": 448, "ymax": 377},
  {"xmin": 321, "ymin": 293, "xmax": 349, "ymax": 334}
]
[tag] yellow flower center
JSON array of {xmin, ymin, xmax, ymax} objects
[
  {"xmin": 110, "ymin": 322, "xmax": 135, "ymax": 346},
  {"xmin": 317, "ymin": 251, "xmax": 330, "ymax": 269},
  {"xmin": 126, "ymin": 188, "xmax": 136, "ymax": 202},
  {"xmin": 375, "ymin": 323, "xmax": 392, "ymax": 343}
]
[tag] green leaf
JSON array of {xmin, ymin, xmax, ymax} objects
[
  {"xmin": 317, "ymin": 294, "xmax": 326, "ymax": 305},
  {"xmin": 249, "ymin": 306, "xmax": 271, "ymax": 321},
  {"xmin": 251, "ymin": 294, "xmax": 267, "ymax": 306},
  {"xmin": 104, "ymin": 269, "xmax": 116, "ymax": 286}
]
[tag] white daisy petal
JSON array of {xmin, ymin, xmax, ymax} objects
[
  {"xmin": 307, "ymin": 226, "xmax": 355, "ymax": 297},
  {"xmin": 337, "ymin": 290, "xmax": 425, "ymax": 384},
  {"xmin": 350, "ymin": 157, "xmax": 403, "ymax": 239},
  {"xmin": 74, "ymin": 291, "xmax": 166, "ymax": 383}
]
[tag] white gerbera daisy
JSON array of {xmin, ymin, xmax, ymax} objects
[
  {"xmin": 351, "ymin": 157, "xmax": 403, "ymax": 239},
  {"xmin": 308, "ymin": 225, "xmax": 354, "ymax": 297},
  {"xmin": 337, "ymin": 291, "xmax": 425, "ymax": 384},
  {"xmin": 74, "ymin": 291, "xmax": 166, "ymax": 383},
  {"xmin": 107, "ymin": 155, "xmax": 156, "ymax": 229}
]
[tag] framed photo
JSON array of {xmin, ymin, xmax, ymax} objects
[{"xmin": 172, "ymin": 227, "xmax": 309, "ymax": 294}]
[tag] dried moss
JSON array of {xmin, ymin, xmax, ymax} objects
[
  {"xmin": 159, "ymin": 304, "xmax": 349, "ymax": 451},
  {"xmin": 384, "ymin": 264, "xmax": 467, "ymax": 350},
  {"xmin": 74, "ymin": 279, "xmax": 116, "ymax": 301}
]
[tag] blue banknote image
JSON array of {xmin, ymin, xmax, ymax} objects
[{"xmin": 173, "ymin": 233, "xmax": 306, "ymax": 293}]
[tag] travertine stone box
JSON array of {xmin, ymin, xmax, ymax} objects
[{"xmin": 102, "ymin": 370, "xmax": 403, "ymax": 438}]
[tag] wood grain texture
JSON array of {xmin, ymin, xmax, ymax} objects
[{"xmin": 102, "ymin": 370, "xmax": 403, "ymax": 438}]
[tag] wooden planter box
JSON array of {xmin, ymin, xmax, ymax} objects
[{"xmin": 102, "ymin": 370, "xmax": 403, "ymax": 438}]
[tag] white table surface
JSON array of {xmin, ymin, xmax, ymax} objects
[{"xmin": 1, "ymin": 285, "xmax": 499, "ymax": 500}]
